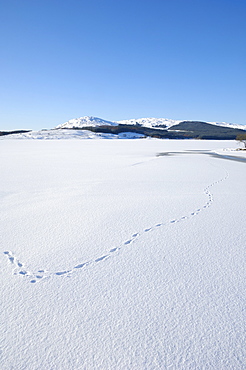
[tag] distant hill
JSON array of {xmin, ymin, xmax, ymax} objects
[
  {"xmin": 169, "ymin": 121, "xmax": 246, "ymax": 140},
  {"xmin": 56, "ymin": 116, "xmax": 246, "ymax": 140},
  {"xmin": 1, "ymin": 116, "xmax": 246, "ymax": 139},
  {"xmin": 0, "ymin": 130, "xmax": 31, "ymax": 136}
]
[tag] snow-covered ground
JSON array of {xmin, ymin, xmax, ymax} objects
[
  {"xmin": 1, "ymin": 129, "xmax": 145, "ymax": 140},
  {"xmin": 0, "ymin": 139, "xmax": 245, "ymax": 369}
]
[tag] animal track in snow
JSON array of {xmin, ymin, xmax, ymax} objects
[
  {"xmin": 110, "ymin": 247, "xmax": 119, "ymax": 253},
  {"xmin": 74, "ymin": 263, "xmax": 87, "ymax": 269},
  {"xmin": 3, "ymin": 165, "xmax": 229, "ymax": 284},
  {"xmin": 124, "ymin": 240, "xmax": 132, "ymax": 245},
  {"xmin": 18, "ymin": 271, "xmax": 28, "ymax": 275},
  {"xmin": 55, "ymin": 271, "xmax": 71, "ymax": 276},
  {"xmin": 95, "ymin": 255, "xmax": 109, "ymax": 263}
]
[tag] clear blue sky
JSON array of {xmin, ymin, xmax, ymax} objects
[{"xmin": 1, "ymin": 0, "xmax": 246, "ymax": 130}]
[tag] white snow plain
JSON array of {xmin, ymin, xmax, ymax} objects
[{"xmin": 0, "ymin": 139, "xmax": 245, "ymax": 369}]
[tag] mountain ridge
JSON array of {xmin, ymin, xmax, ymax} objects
[
  {"xmin": 1, "ymin": 116, "xmax": 246, "ymax": 139},
  {"xmin": 56, "ymin": 116, "xmax": 245, "ymax": 131},
  {"xmin": 54, "ymin": 116, "xmax": 246, "ymax": 140}
]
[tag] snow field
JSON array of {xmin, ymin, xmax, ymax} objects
[{"xmin": 0, "ymin": 139, "xmax": 245, "ymax": 369}]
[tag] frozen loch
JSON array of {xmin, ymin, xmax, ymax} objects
[{"xmin": 0, "ymin": 139, "xmax": 245, "ymax": 369}]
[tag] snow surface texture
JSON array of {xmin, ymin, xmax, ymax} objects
[{"xmin": 1, "ymin": 140, "xmax": 245, "ymax": 369}]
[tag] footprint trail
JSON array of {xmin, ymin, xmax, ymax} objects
[{"xmin": 3, "ymin": 167, "xmax": 229, "ymax": 283}]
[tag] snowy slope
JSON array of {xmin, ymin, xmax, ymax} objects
[
  {"xmin": 116, "ymin": 117, "xmax": 181, "ymax": 128},
  {"xmin": 1, "ymin": 139, "xmax": 245, "ymax": 369},
  {"xmin": 0, "ymin": 129, "xmax": 145, "ymax": 140},
  {"xmin": 56, "ymin": 116, "xmax": 118, "ymax": 129},
  {"xmin": 208, "ymin": 121, "xmax": 246, "ymax": 130}
]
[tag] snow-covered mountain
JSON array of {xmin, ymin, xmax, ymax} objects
[
  {"xmin": 52, "ymin": 116, "xmax": 246, "ymax": 140},
  {"xmin": 116, "ymin": 117, "xmax": 181, "ymax": 129},
  {"xmin": 207, "ymin": 121, "xmax": 246, "ymax": 130},
  {"xmin": 56, "ymin": 116, "xmax": 118, "ymax": 129},
  {"xmin": 1, "ymin": 116, "xmax": 245, "ymax": 140},
  {"xmin": 56, "ymin": 115, "xmax": 246, "ymax": 131},
  {"xmin": 55, "ymin": 116, "xmax": 182, "ymax": 129}
]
